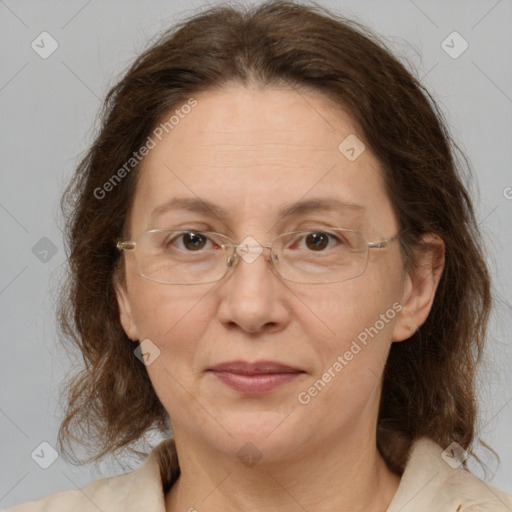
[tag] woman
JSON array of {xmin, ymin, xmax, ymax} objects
[{"xmin": 9, "ymin": 1, "xmax": 512, "ymax": 511}]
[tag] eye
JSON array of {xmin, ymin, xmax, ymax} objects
[
  {"xmin": 294, "ymin": 231, "xmax": 344, "ymax": 252},
  {"xmin": 164, "ymin": 231, "xmax": 214, "ymax": 252}
]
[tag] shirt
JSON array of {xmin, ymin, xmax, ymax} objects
[{"xmin": 7, "ymin": 436, "xmax": 512, "ymax": 511}]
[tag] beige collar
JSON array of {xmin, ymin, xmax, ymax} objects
[
  {"xmin": 141, "ymin": 435, "xmax": 512, "ymax": 511},
  {"xmin": 385, "ymin": 436, "xmax": 512, "ymax": 511}
]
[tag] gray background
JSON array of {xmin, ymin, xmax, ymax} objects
[{"xmin": 1, "ymin": 0, "xmax": 511, "ymax": 507}]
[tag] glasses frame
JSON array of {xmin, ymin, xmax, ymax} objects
[{"xmin": 116, "ymin": 228, "xmax": 403, "ymax": 285}]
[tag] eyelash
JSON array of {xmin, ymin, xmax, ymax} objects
[{"xmin": 166, "ymin": 229, "xmax": 344, "ymax": 251}]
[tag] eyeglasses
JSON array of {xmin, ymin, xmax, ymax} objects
[{"xmin": 116, "ymin": 228, "xmax": 402, "ymax": 285}]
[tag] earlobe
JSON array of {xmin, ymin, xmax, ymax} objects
[
  {"xmin": 392, "ymin": 233, "xmax": 445, "ymax": 342},
  {"xmin": 114, "ymin": 278, "xmax": 139, "ymax": 342}
]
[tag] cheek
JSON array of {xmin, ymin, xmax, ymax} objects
[
  {"xmin": 295, "ymin": 284, "xmax": 400, "ymax": 422},
  {"xmin": 127, "ymin": 281, "xmax": 218, "ymax": 414},
  {"xmin": 308, "ymin": 271, "xmax": 401, "ymax": 347},
  {"xmin": 302, "ymin": 257, "xmax": 404, "ymax": 388},
  {"xmin": 128, "ymin": 276, "xmax": 216, "ymax": 360}
]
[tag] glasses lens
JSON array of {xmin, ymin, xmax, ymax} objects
[
  {"xmin": 273, "ymin": 229, "xmax": 368, "ymax": 284},
  {"xmin": 135, "ymin": 230, "xmax": 231, "ymax": 284},
  {"xmin": 132, "ymin": 229, "xmax": 369, "ymax": 285}
]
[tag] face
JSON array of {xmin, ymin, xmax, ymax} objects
[{"xmin": 116, "ymin": 84, "xmax": 422, "ymax": 463}]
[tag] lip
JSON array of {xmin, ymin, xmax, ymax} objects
[{"xmin": 207, "ymin": 360, "xmax": 305, "ymax": 394}]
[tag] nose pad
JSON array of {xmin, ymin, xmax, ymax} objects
[{"xmin": 226, "ymin": 252, "xmax": 238, "ymax": 268}]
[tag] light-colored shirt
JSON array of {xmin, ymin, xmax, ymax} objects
[{"xmin": 7, "ymin": 436, "xmax": 512, "ymax": 511}]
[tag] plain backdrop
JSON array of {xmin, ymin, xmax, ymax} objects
[{"xmin": 1, "ymin": 0, "xmax": 511, "ymax": 507}]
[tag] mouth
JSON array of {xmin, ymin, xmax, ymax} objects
[{"xmin": 207, "ymin": 360, "xmax": 305, "ymax": 395}]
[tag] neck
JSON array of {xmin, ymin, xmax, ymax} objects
[{"xmin": 165, "ymin": 426, "xmax": 401, "ymax": 512}]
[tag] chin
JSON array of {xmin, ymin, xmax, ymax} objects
[{"xmin": 207, "ymin": 410, "xmax": 308, "ymax": 461}]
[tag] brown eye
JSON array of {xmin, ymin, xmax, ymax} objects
[
  {"xmin": 179, "ymin": 231, "xmax": 208, "ymax": 251},
  {"xmin": 162, "ymin": 231, "xmax": 211, "ymax": 252},
  {"xmin": 304, "ymin": 232, "xmax": 331, "ymax": 251}
]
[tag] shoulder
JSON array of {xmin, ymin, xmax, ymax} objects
[
  {"xmin": 6, "ymin": 471, "xmax": 133, "ymax": 512},
  {"xmin": 387, "ymin": 436, "xmax": 512, "ymax": 512},
  {"xmin": 5, "ymin": 438, "xmax": 177, "ymax": 512}
]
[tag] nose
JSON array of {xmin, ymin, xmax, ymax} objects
[{"xmin": 216, "ymin": 241, "xmax": 290, "ymax": 334}]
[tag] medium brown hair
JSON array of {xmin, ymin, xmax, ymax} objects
[{"xmin": 57, "ymin": 0, "xmax": 492, "ymax": 474}]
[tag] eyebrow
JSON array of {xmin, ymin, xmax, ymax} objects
[{"xmin": 149, "ymin": 196, "xmax": 365, "ymax": 224}]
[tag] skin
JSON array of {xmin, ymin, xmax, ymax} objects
[{"xmin": 115, "ymin": 84, "xmax": 444, "ymax": 512}]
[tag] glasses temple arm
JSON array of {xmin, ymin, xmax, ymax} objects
[
  {"xmin": 117, "ymin": 241, "xmax": 136, "ymax": 251},
  {"xmin": 367, "ymin": 232, "xmax": 402, "ymax": 249}
]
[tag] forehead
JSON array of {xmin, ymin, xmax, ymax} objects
[{"xmin": 129, "ymin": 85, "xmax": 395, "ymax": 234}]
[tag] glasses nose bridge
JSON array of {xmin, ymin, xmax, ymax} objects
[{"xmin": 225, "ymin": 240, "xmax": 276, "ymax": 271}]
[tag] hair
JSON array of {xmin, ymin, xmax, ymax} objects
[{"xmin": 57, "ymin": 0, "xmax": 493, "ymax": 477}]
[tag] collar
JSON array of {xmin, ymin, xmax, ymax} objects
[{"xmin": 386, "ymin": 436, "xmax": 512, "ymax": 511}]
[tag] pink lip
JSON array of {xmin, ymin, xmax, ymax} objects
[{"xmin": 208, "ymin": 360, "xmax": 305, "ymax": 394}]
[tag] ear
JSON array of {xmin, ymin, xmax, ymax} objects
[
  {"xmin": 392, "ymin": 233, "xmax": 445, "ymax": 342},
  {"xmin": 114, "ymin": 276, "xmax": 139, "ymax": 342}
]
